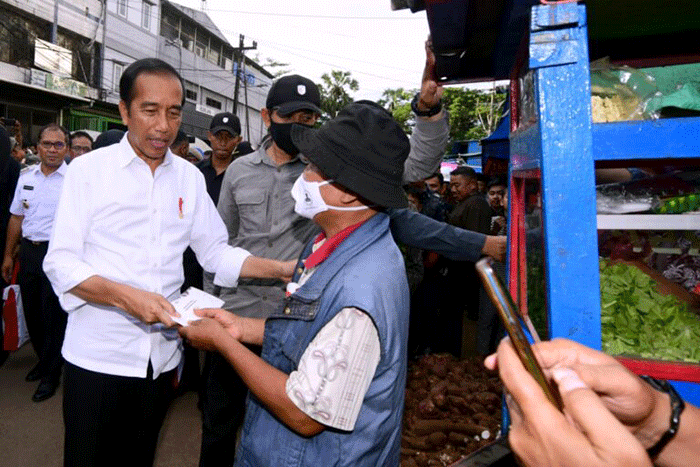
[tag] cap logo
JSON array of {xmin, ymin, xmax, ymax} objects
[
  {"xmin": 223, "ymin": 117, "xmax": 229, "ymax": 123},
  {"xmin": 297, "ymin": 85, "xmax": 306, "ymax": 96}
]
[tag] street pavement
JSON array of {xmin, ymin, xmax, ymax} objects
[{"xmin": 0, "ymin": 343, "xmax": 201, "ymax": 466}]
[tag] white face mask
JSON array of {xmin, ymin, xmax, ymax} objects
[{"xmin": 290, "ymin": 174, "xmax": 370, "ymax": 219}]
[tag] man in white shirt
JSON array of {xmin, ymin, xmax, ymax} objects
[
  {"xmin": 43, "ymin": 58, "xmax": 292, "ymax": 467},
  {"xmin": 2, "ymin": 123, "xmax": 69, "ymax": 402}
]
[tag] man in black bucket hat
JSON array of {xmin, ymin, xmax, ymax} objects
[{"xmin": 181, "ymin": 101, "xmax": 414, "ymax": 466}]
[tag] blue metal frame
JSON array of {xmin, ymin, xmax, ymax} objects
[
  {"xmin": 511, "ymin": 3, "xmax": 601, "ymax": 350},
  {"xmin": 509, "ymin": 3, "xmax": 700, "ymax": 404}
]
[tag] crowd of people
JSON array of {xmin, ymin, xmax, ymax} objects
[{"xmin": 0, "ymin": 40, "xmax": 696, "ymax": 467}]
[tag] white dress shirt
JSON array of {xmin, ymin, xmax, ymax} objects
[
  {"xmin": 9, "ymin": 162, "xmax": 67, "ymax": 241},
  {"xmin": 43, "ymin": 135, "xmax": 251, "ymax": 378}
]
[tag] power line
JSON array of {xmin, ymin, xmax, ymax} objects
[{"xmin": 195, "ymin": 9, "xmax": 425, "ymax": 20}]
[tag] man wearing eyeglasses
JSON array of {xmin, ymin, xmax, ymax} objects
[{"xmin": 2, "ymin": 123, "xmax": 69, "ymax": 402}]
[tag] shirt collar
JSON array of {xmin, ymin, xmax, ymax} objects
[
  {"xmin": 303, "ymin": 220, "xmax": 366, "ymax": 270},
  {"xmin": 56, "ymin": 160, "xmax": 69, "ymax": 176},
  {"xmin": 117, "ymin": 131, "xmax": 174, "ymax": 169},
  {"xmin": 34, "ymin": 160, "xmax": 69, "ymax": 177},
  {"xmin": 254, "ymin": 139, "xmax": 304, "ymax": 167}
]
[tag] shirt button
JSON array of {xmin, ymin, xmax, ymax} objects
[
  {"xmin": 267, "ymin": 241, "xmax": 273, "ymax": 248},
  {"xmin": 284, "ymin": 307, "xmax": 291, "ymax": 314},
  {"xmin": 261, "ymin": 296, "xmax": 267, "ymax": 301}
]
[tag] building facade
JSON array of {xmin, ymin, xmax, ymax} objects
[{"xmin": 0, "ymin": 0, "xmax": 272, "ymax": 145}]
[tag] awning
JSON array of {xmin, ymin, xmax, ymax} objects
[{"xmin": 0, "ymin": 78, "xmax": 92, "ymax": 104}]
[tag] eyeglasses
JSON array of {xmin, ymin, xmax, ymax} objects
[
  {"xmin": 72, "ymin": 145, "xmax": 91, "ymax": 153},
  {"xmin": 39, "ymin": 141, "xmax": 67, "ymax": 150}
]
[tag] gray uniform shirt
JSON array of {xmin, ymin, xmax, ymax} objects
[{"xmin": 215, "ymin": 113, "xmax": 449, "ymax": 318}]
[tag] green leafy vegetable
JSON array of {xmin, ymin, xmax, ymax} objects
[{"xmin": 600, "ymin": 258, "xmax": 700, "ymax": 362}]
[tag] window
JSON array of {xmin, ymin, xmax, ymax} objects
[
  {"xmin": 205, "ymin": 97, "xmax": 222, "ymax": 110},
  {"xmin": 180, "ymin": 22, "xmax": 195, "ymax": 52},
  {"xmin": 117, "ymin": 0, "xmax": 128, "ymax": 18},
  {"xmin": 185, "ymin": 81, "xmax": 198, "ymax": 102},
  {"xmin": 195, "ymin": 35, "xmax": 207, "ymax": 58},
  {"xmin": 160, "ymin": 12, "xmax": 179, "ymax": 41},
  {"xmin": 220, "ymin": 48, "xmax": 233, "ymax": 70},
  {"xmin": 141, "ymin": 1, "xmax": 151, "ymax": 30},
  {"xmin": 207, "ymin": 41, "xmax": 220, "ymax": 66},
  {"xmin": 113, "ymin": 63, "xmax": 123, "ymax": 93}
]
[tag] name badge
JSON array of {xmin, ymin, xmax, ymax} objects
[{"xmin": 23, "ymin": 185, "xmax": 34, "ymax": 190}]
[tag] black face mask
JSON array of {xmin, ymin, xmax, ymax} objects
[{"xmin": 269, "ymin": 121, "xmax": 311, "ymax": 156}]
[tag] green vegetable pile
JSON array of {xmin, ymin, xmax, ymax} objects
[{"xmin": 600, "ymin": 258, "xmax": 700, "ymax": 362}]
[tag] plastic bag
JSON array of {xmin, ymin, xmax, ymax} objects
[
  {"xmin": 590, "ymin": 57, "xmax": 661, "ymax": 122},
  {"xmin": 3, "ymin": 284, "xmax": 29, "ymax": 351}
]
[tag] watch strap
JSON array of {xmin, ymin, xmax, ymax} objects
[
  {"xmin": 639, "ymin": 375, "xmax": 685, "ymax": 459},
  {"xmin": 411, "ymin": 92, "xmax": 442, "ymax": 117}
]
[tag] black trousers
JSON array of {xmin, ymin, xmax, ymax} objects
[
  {"xmin": 63, "ymin": 361, "xmax": 176, "ymax": 467},
  {"xmin": 18, "ymin": 239, "xmax": 66, "ymax": 383},
  {"xmin": 199, "ymin": 350, "xmax": 253, "ymax": 467}
]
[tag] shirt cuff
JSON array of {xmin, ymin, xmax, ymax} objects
[
  {"xmin": 213, "ymin": 247, "xmax": 252, "ymax": 288},
  {"xmin": 47, "ymin": 262, "xmax": 97, "ymax": 312}
]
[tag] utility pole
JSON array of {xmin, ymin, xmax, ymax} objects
[
  {"xmin": 232, "ymin": 34, "xmax": 256, "ymax": 114},
  {"xmin": 51, "ymin": 0, "xmax": 59, "ymax": 43}
]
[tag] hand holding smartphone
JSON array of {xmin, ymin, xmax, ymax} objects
[{"xmin": 476, "ymin": 257, "xmax": 563, "ymax": 410}]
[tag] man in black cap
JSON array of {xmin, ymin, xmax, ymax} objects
[
  {"xmin": 181, "ymin": 101, "xmax": 412, "ymax": 467},
  {"xmin": 199, "ymin": 112, "xmax": 242, "ymax": 204}
]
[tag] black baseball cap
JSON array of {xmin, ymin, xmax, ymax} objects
[
  {"xmin": 266, "ymin": 75, "xmax": 322, "ymax": 116},
  {"xmin": 209, "ymin": 112, "xmax": 241, "ymax": 136}
]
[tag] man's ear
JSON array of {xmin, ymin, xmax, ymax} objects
[
  {"xmin": 261, "ymin": 108, "xmax": 271, "ymax": 129},
  {"xmin": 234, "ymin": 135, "xmax": 243, "ymax": 145},
  {"xmin": 118, "ymin": 101, "xmax": 130, "ymax": 126}
]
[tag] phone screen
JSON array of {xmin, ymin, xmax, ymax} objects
[{"xmin": 476, "ymin": 257, "xmax": 563, "ymax": 410}]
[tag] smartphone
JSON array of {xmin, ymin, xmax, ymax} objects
[{"xmin": 476, "ymin": 257, "xmax": 563, "ymax": 410}]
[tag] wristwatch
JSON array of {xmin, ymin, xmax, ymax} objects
[
  {"xmin": 411, "ymin": 92, "xmax": 442, "ymax": 117},
  {"xmin": 639, "ymin": 375, "xmax": 685, "ymax": 459}
]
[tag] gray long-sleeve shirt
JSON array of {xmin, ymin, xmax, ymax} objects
[{"xmin": 215, "ymin": 113, "xmax": 466, "ymax": 318}]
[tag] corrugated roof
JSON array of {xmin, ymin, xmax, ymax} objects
[{"xmin": 164, "ymin": 0, "xmax": 230, "ymax": 46}]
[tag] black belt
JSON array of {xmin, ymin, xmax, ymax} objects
[{"xmin": 21, "ymin": 238, "xmax": 49, "ymax": 246}]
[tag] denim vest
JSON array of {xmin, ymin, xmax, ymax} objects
[{"xmin": 235, "ymin": 213, "xmax": 410, "ymax": 467}]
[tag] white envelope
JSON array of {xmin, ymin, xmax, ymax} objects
[{"xmin": 170, "ymin": 287, "xmax": 224, "ymax": 326}]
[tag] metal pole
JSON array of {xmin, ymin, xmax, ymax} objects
[
  {"xmin": 243, "ymin": 62, "xmax": 250, "ymax": 141},
  {"xmin": 52, "ymin": 0, "xmax": 59, "ymax": 43},
  {"xmin": 233, "ymin": 35, "xmax": 244, "ymax": 115}
]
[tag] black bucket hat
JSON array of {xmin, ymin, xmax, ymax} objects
[{"xmin": 290, "ymin": 100, "xmax": 410, "ymax": 209}]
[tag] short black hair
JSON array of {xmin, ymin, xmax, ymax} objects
[
  {"xmin": 38, "ymin": 123, "xmax": 70, "ymax": 144},
  {"xmin": 426, "ymin": 171, "xmax": 444, "ymax": 184},
  {"xmin": 70, "ymin": 131, "xmax": 94, "ymax": 147},
  {"xmin": 487, "ymin": 175, "xmax": 507, "ymax": 189},
  {"xmin": 451, "ymin": 166, "xmax": 477, "ymax": 180},
  {"xmin": 119, "ymin": 58, "xmax": 185, "ymax": 109},
  {"xmin": 404, "ymin": 184, "xmax": 424, "ymax": 198},
  {"xmin": 172, "ymin": 130, "xmax": 189, "ymax": 146}
]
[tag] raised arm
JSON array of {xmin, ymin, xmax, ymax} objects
[{"xmin": 403, "ymin": 38, "xmax": 449, "ymax": 184}]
